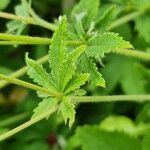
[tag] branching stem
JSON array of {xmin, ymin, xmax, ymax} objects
[{"xmin": 0, "ymin": 12, "xmax": 56, "ymax": 31}]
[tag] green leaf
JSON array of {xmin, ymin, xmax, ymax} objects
[
  {"xmin": 120, "ymin": 60, "xmax": 148, "ymax": 94},
  {"xmin": 64, "ymin": 73, "xmax": 89, "ymax": 95},
  {"xmin": 79, "ymin": 54, "xmax": 105, "ymax": 87},
  {"xmin": 6, "ymin": 0, "xmax": 30, "ymax": 34},
  {"xmin": 60, "ymin": 45, "xmax": 86, "ymax": 92},
  {"xmin": 60, "ymin": 97, "xmax": 75, "ymax": 128},
  {"xmin": 99, "ymin": 116, "xmax": 150, "ymax": 136},
  {"xmin": 102, "ymin": 56, "xmax": 149, "ymax": 94},
  {"xmin": 135, "ymin": 13, "xmax": 150, "ymax": 43},
  {"xmin": 25, "ymin": 54, "xmax": 57, "ymax": 93},
  {"xmin": 49, "ymin": 17, "xmax": 86, "ymax": 92},
  {"xmin": 96, "ymin": 4, "xmax": 116, "ymax": 31},
  {"xmin": 71, "ymin": 0, "xmax": 99, "ymax": 26},
  {"xmin": 87, "ymin": 32, "xmax": 133, "ymax": 58},
  {"xmin": 49, "ymin": 16, "xmax": 67, "ymax": 90},
  {"xmin": 67, "ymin": 125, "xmax": 142, "ymax": 150},
  {"xmin": 0, "ymin": 0, "xmax": 10, "ymax": 10},
  {"xmin": 32, "ymin": 98, "xmax": 57, "ymax": 118}
]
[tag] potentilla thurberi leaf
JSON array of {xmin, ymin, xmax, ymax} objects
[
  {"xmin": 79, "ymin": 54, "xmax": 105, "ymax": 87},
  {"xmin": 32, "ymin": 98, "xmax": 58, "ymax": 118},
  {"xmin": 49, "ymin": 18, "xmax": 86, "ymax": 92},
  {"xmin": 71, "ymin": 0, "xmax": 99, "ymax": 26},
  {"xmin": 60, "ymin": 97, "xmax": 75, "ymax": 128},
  {"xmin": 26, "ymin": 54, "xmax": 58, "ymax": 94},
  {"xmin": 64, "ymin": 73, "xmax": 89, "ymax": 95},
  {"xmin": 87, "ymin": 32, "xmax": 133, "ymax": 58}
]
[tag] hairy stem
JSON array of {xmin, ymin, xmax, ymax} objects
[
  {"xmin": 112, "ymin": 49, "xmax": 150, "ymax": 61},
  {"xmin": 0, "ymin": 74, "xmax": 61, "ymax": 97},
  {"xmin": 0, "ymin": 107, "xmax": 57, "ymax": 141},
  {"xmin": 0, "ymin": 12, "xmax": 56, "ymax": 31},
  {"xmin": 0, "ymin": 33, "xmax": 52, "ymax": 45},
  {"xmin": 71, "ymin": 95, "xmax": 150, "ymax": 103},
  {"xmin": 0, "ymin": 55, "xmax": 48, "ymax": 89},
  {"xmin": 0, "ymin": 33, "xmax": 84, "ymax": 46},
  {"xmin": 0, "ymin": 113, "xmax": 28, "ymax": 128},
  {"xmin": 107, "ymin": 11, "xmax": 143, "ymax": 30}
]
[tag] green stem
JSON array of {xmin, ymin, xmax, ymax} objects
[
  {"xmin": 0, "ymin": 74, "xmax": 61, "ymax": 97},
  {"xmin": 0, "ymin": 12, "xmax": 56, "ymax": 31},
  {"xmin": 0, "ymin": 113, "xmax": 28, "ymax": 128},
  {"xmin": 107, "ymin": 11, "xmax": 143, "ymax": 30},
  {"xmin": 0, "ymin": 107, "xmax": 57, "ymax": 141},
  {"xmin": 71, "ymin": 95, "xmax": 150, "ymax": 103},
  {"xmin": 0, "ymin": 33, "xmax": 84, "ymax": 46},
  {"xmin": 112, "ymin": 49, "xmax": 150, "ymax": 61},
  {"xmin": 0, "ymin": 33, "xmax": 51, "ymax": 45},
  {"xmin": 0, "ymin": 55, "xmax": 48, "ymax": 89}
]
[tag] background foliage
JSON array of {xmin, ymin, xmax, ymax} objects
[{"xmin": 0, "ymin": 0, "xmax": 150, "ymax": 149}]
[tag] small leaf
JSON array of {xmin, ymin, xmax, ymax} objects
[
  {"xmin": 87, "ymin": 32, "xmax": 133, "ymax": 58},
  {"xmin": 60, "ymin": 97, "xmax": 75, "ymax": 128},
  {"xmin": 26, "ymin": 53, "xmax": 57, "ymax": 93},
  {"xmin": 6, "ymin": 0, "xmax": 31, "ymax": 34},
  {"xmin": 96, "ymin": 5, "xmax": 116, "ymax": 31},
  {"xmin": 64, "ymin": 73, "xmax": 89, "ymax": 95},
  {"xmin": 71, "ymin": 0, "xmax": 99, "ymax": 26},
  {"xmin": 32, "ymin": 98, "xmax": 58, "ymax": 118},
  {"xmin": 79, "ymin": 54, "xmax": 105, "ymax": 87}
]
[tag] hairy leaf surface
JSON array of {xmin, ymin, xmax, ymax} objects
[
  {"xmin": 60, "ymin": 97, "xmax": 75, "ymax": 128},
  {"xmin": 87, "ymin": 32, "xmax": 133, "ymax": 58},
  {"xmin": 32, "ymin": 98, "xmax": 58, "ymax": 118}
]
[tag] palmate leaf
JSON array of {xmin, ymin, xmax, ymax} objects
[
  {"xmin": 60, "ymin": 97, "xmax": 75, "ymax": 128},
  {"xmin": 32, "ymin": 98, "xmax": 58, "ymax": 118},
  {"xmin": 25, "ymin": 54, "xmax": 58, "ymax": 94},
  {"xmin": 71, "ymin": 0, "xmax": 99, "ymax": 26},
  {"xmin": 79, "ymin": 54, "xmax": 105, "ymax": 87},
  {"xmin": 49, "ymin": 16, "xmax": 86, "ymax": 92},
  {"xmin": 87, "ymin": 32, "xmax": 133, "ymax": 58}
]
